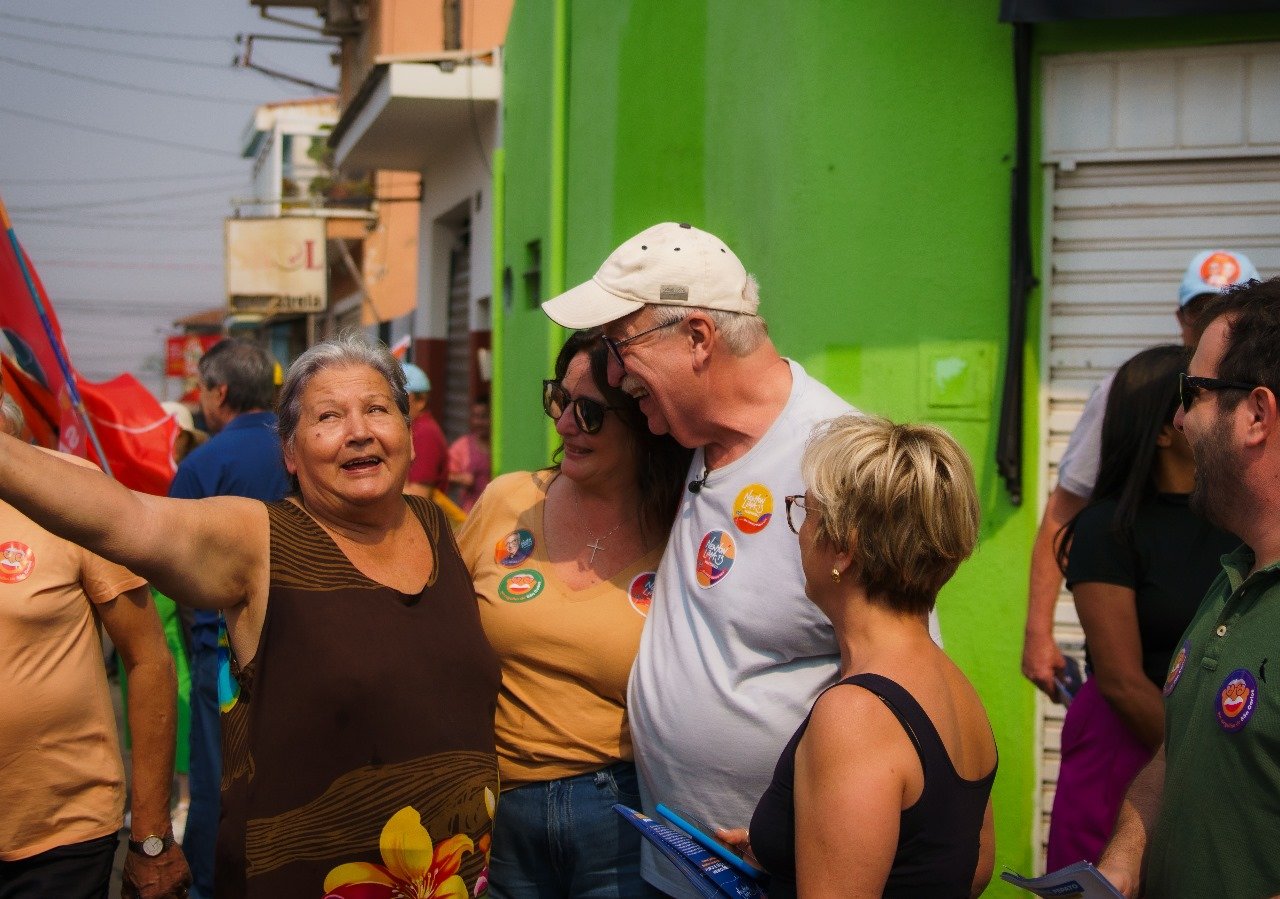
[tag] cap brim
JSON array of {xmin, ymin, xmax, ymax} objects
[{"xmin": 541, "ymin": 278, "xmax": 644, "ymax": 329}]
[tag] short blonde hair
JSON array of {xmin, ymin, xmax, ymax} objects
[{"xmin": 802, "ymin": 414, "xmax": 980, "ymax": 614}]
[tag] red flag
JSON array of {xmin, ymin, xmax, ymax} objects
[
  {"xmin": 0, "ymin": 203, "xmax": 179, "ymax": 494},
  {"xmin": 0, "ymin": 353, "xmax": 58, "ymax": 447}
]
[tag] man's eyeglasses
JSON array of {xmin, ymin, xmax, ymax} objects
[
  {"xmin": 784, "ymin": 494, "xmax": 809, "ymax": 535},
  {"xmin": 602, "ymin": 319, "xmax": 682, "ymax": 369},
  {"xmin": 1178, "ymin": 372, "xmax": 1261, "ymax": 413},
  {"xmin": 543, "ymin": 380, "xmax": 619, "ymax": 434}
]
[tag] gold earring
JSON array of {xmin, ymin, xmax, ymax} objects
[{"xmin": 831, "ymin": 567, "xmax": 841, "ymax": 583}]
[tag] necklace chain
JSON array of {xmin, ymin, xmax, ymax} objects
[{"xmin": 564, "ymin": 480, "xmax": 632, "ymax": 564}]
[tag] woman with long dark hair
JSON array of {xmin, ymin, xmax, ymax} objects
[
  {"xmin": 1046, "ymin": 344, "xmax": 1237, "ymax": 869},
  {"xmin": 456, "ymin": 330, "xmax": 692, "ymax": 898}
]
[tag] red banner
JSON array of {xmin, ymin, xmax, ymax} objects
[{"xmin": 0, "ymin": 225, "xmax": 178, "ymax": 494}]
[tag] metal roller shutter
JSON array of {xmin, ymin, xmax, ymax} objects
[
  {"xmin": 1037, "ymin": 155, "xmax": 1280, "ymax": 861},
  {"xmin": 445, "ymin": 227, "xmax": 473, "ymax": 442}
]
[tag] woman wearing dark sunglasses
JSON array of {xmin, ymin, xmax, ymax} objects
[
  {"xmin": 1046, "ymin": 344, "xmax": 1238, "ymax": 870},
  {"xmin": 456, "ymin": 330, "xmax": 692, "ymax": 898}
]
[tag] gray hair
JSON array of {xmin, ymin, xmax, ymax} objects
[
  {"xmin": 276, "ymin": 332, "xmax": 409, "ymax": 451},
  {"xmin": 199, "ymin": 338, "xmax": 278, "ymax": 413},
  {"xmin": 647, "ymin": 274, "xmax": 769, "ymax": 355},
  {"xmin": 1, "ymin": 394, "xmax": 24, "ymax": 437}
]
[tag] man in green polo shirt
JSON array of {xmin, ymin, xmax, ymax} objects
[{"xmin": 1099, "ymin": 276, "xmax": 1280, "ymax": 898}]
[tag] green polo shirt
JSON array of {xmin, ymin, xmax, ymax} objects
[{"xmin": 1148, "ymin": 545, "xmax": 1280, "ymax": 898}]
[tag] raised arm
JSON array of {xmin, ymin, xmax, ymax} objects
[{"xmin": 0, "ymin": 430, "xmax": 266, "ymax": 611}]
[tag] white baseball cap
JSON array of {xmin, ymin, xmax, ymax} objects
[{"xmin": 541, "ymin": 222, "xmax": 758, "ymax": 329}]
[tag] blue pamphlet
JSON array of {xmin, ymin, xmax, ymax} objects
[{"xmin": 613, "ymin": 805, "xmax": 765, "ymax": 899}]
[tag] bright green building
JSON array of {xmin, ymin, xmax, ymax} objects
[{"xmin": 488, "ymin": 2, "xmax": 1280, "ymax": 889}]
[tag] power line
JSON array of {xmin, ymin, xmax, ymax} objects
[
  {"xmin": 1, "ymin": 170, "xmax": 245, "ymax": 186},
  {"xmin": 0, "ymin": 11, "xmax": 232, "ymax": 42},
  {"xmin": 9, "ymin": 182, "xmax": 244, "ymax": 214},
  {"xmin": 12, "ymin": 218, "xmax": 223, "ymax": 232},
  {"xmin": 0, "ymin": 29, "xmax": 233, "ymax": 69},
  {"xmin": 0, "ymin": 104, "xmax": 239, "ymax": 159},
  {"xmin": 0, "ymin": 51, "xmax": 266, "ymax": 105},
  {"xmin": 37, "ymin": 259, "xmax": 222, "ymax": 271}
]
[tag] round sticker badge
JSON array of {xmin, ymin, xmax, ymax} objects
[
  {"xmin": 629, "ymin": 571, "xmax": 656, "ymax": 617},
  {"xmin": 1217, "ymin": 668, "xmax": 1258, "ymax": 732},
  {"xmin": 499, "ymin": 569, "xmax": 545, "ymax": 603},
  {"xmin": 495, "ymin": 529, "xmax": 535, "ymax": 567},
  {"xmin": 0, "ymin": 541, "xmax": 35, "ymax": 584},
  {"xmin": 1163, "ymin": 642, "xmax": 1190, "ymax": 697},
  {"xmin": 1200, "ymin": 251, "xmax": 1243, "ymax": 290},
  {"xmin": 732, "ymin": 484, "xmax": 774, "ymax": 534},
  {"xmin": 695, "ymin": 530, "xmax": 736, "ymax": 588}
]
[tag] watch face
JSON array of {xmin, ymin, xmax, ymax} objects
[{"xmin": 142, "ymin": 835, "xmax": 165, "ymax": 857}]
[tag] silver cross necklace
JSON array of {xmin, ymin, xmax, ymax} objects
[{"xmin": 566, "ymin": 481, "xmax": 631, "ymax": 564}]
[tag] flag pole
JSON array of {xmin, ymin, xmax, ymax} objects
[{"xmin": 0, "ymin": 194, "xmax": 114, "ymax": 476}]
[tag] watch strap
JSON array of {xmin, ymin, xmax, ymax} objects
[{"xmin": 127, "ymin": 833, "xmax": 176, "ymax": 856}]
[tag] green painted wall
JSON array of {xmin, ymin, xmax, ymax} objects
[{"xmin": 494, "ymin": 3, "xmax": 1280, "ymax": 893}]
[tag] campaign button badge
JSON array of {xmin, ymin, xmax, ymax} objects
[
  {"xmin": 1200, "ymin": 251, "xmax": 1243, "ymax": 289},
  {"xmin": 0, "ymin": 541, "xmax": 35, "ymax": 584},
  {"xmin": 1217, "ymin": 668, "xmax": 1258, "ymax": 732},
  {"xmin": 696, "ymin": 530, "xmax": 736, "ymax": 588},
  {"xmin": 732, "ymin": 484, "xmax": 774, "ymax": 534},
  {"xmin": 629, "ymin": 571, "xmax": 656, "ymax": 617},
  {"xmin": 495, "ymin": 529, "xmax": 535, "ymax": 567},
  {"xmin": 499, "ymin": 569, "xmax": 545, "ymax": 603},
  {"xmin": 1163, "ymin": 642, "xmax": 1190, "ymax": 697}
]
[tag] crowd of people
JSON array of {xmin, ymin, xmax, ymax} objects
[{"xmin": 2, "ymin": 223, "xmax": 1278, "ymax": 899}]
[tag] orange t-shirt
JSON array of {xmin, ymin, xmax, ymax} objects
[
  {"xmin": 457, "ymin": 470, "xmax": 662, "ymax": 789},
  {"xmin": 0, "ymin": 479, "xmax": 146, "ymax": 860}
]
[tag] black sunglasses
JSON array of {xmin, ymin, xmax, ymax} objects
[
  {"xmin": 542, "ymin": 380, "xmax": 620, "ymax": 434},
  {"xmin": 1178, "ymin": 372, "xmax": 1261, "ymax": 413}
]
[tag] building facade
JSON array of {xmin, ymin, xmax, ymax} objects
[{"xmin": 491, "ymin": 2, "xmax": 1280, "ymax": 887}]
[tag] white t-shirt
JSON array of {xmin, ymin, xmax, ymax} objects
[
  {"xmin": 627, "ymin": 360, "xmax": 942, "ymax": 896},
  {"xmin": 1056, "ymin": 372, "xmax": 1114, "ymax": 499}
]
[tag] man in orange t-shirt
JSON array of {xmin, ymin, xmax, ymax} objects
[{"xmin": 0, "ymin": 397, "xmax": 190, "ymax": 898}]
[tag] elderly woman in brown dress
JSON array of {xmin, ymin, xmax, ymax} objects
[{"xmin": 0, "ymin": 334, "xmax": 498, "ymax": 899}]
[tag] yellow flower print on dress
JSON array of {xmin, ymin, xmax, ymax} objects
[{"xmin": 323, "ymin": 806, "xmax": 474, "ymax": 899}]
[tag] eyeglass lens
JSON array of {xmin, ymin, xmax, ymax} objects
[{"xmin": 543, "ymin": 381, "xmax": 608, "ymax": 434}]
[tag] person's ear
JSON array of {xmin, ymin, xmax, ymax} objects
[
  {"xmin": 282, "ymin": 440, "xmax": 298, "ymax": 476},
  {"xmin": 1242, "ymin": 386, "xmax": 1279, "ymax": 448},
  {"xmin": 686, "ymin": 311, "xmax": 715, "ymax": 369}
]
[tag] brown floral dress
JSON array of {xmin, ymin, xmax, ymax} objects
[{"xmin": 215, "ymin": 496, "xmax": 500, "ymax": 899}]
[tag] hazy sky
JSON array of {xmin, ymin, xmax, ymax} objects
[{"xmin": 1, "ymin": 0, "xmax": 336, "ymax": 397}]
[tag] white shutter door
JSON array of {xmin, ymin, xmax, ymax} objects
[{"xmin": 1037, "ymin": 155, "xmax": 1280, "ymax": 863}]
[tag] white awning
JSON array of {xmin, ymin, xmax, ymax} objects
[{"xmin": 330, "ymin": 57, "xmax": 500, "ymax": 173}]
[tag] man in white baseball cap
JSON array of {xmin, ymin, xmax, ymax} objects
[
  {"xmin": 1021, "ymin": 249, "xmax": 1260, "ymax": 701},
  {"xmin": 543, "ymin": 222, "xmax": 940, "ymax": 897}
]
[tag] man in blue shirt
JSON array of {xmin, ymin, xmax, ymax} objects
[{"xmin": 171, "ymin": 338, "xmax": 288, "ymax": 899}]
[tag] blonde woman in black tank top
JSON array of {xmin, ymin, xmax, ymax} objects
[{"xmin": 734, "ymin": 415, "xmax": 998, "ymax": 898}]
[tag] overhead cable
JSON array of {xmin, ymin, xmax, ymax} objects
[
  {"xmin": 0, "ymin": 11, "xmax": 230, "ymax": 42},
  {"xmin": 0, "ymin": 104, "xmax": 239, "ymax": 158},
  {"xmin": 0, "ymin": 29, "xmax": 232, "ymax": 68},
  {"xmin": 0, "ymin": 51, "xmax": 265, "ymax": 105},
  {"xmin": 9, "ymin": 181, "xmax": 244, "ymax": 214},
  {"xmin": 2, "ymin": 170, "xmax": 245, "ymax": 186}
]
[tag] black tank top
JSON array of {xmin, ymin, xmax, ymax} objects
[{"xmin": 749, "ymin": 673, "xmax": 996, "ymax": 898}]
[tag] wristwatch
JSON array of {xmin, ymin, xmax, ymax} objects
[{"xmin": 128, "ymin": 833, "xmax": 176, "ymax": 857}]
